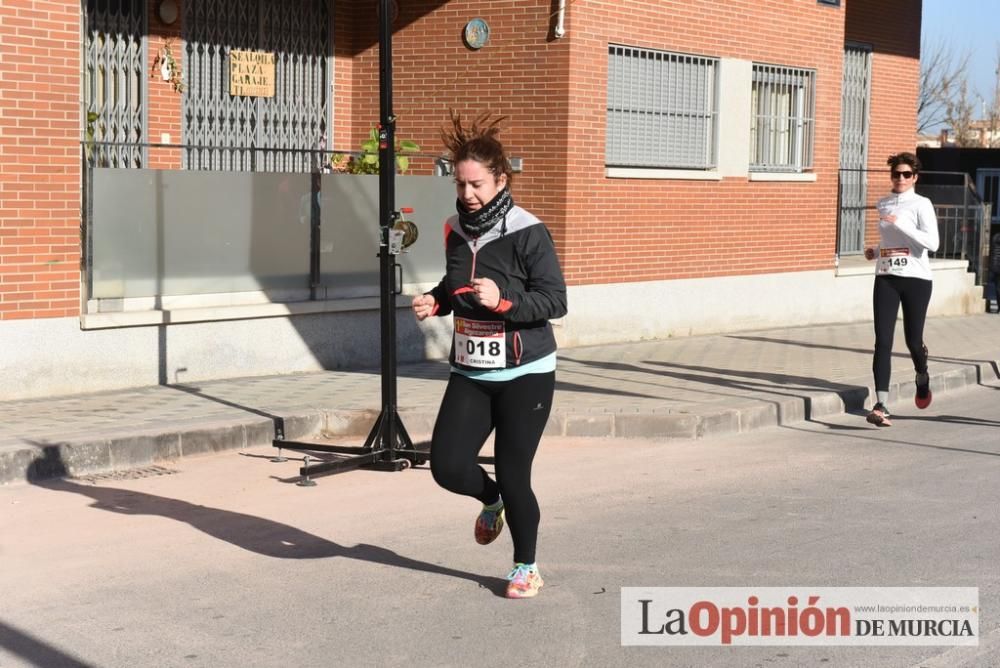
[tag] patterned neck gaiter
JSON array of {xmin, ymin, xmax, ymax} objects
[{"xmin": 457, "ymin": 187, "xmax": 514, "ymax": 239}]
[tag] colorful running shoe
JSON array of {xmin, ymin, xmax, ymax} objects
[
  {"xmin": 914, "ymin": 371, "xmax": 932, "ymax": 409},
  {"xmin": 475, "ymin": 502, "xmax": 504, "ymax": 545},
  {"xmin": 866, "ymin": 402, "xmax": 892, "ymax": 427},
  {"xmin": 506, "ymin": 563, "xmax": 544, "ymax": 599}
]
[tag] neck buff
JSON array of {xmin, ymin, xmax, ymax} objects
[{"xmin": 457, "ymin": 187, "xmax": 514, "ymax": 239}]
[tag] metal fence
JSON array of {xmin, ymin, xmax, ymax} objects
[
  {"xmin": 932, "ymin": 203, "xmax": 991, "ymax": 282},
  {"xmin": 838, "ymin": 169, "xmax": 992, "ymax": 284},
  {"xmin": 81, "ymin": 142, "xmax": 454, "ymax": 308}
]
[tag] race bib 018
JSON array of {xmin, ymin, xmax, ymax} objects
[{"xmin": 454, "ymin": 317, "xmax": 506, "ymax": 369}]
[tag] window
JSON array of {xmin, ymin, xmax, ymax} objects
[
  {"xmin": 750, "ymin": 64, "xmax": 816, "ymax": 172},
  {"xmin": 606, "ymin": 45, "xmax": 718, "ymax": 169}
]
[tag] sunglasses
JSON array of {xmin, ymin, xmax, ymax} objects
[{"xmin": 891, "ymin": 170, "xmax": 916, "ymax": 179}]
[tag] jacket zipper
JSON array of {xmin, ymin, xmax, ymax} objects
[{"xmin": 469, "ymin": 237, "xmax": 478, "ymax": 284}]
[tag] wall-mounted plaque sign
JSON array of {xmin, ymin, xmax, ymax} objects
[
  {"xmin": 463, "ymin": 18, "xmax": 490, "ymax": 49},
  {"xmin": 230, "ymin": 50, "xmax": 276, "ymax": 97}
]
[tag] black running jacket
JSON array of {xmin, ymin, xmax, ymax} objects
[{"xmin": 427, "ymin": 205, "xmax": 568, "ymax": 371}]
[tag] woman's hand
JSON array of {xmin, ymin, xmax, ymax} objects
[
  {"xmin": 864, "ymin": 247, "xmax": 876, "ymax": 261},
  {"xmin": 471, "ymin": 277, "xmax": 500, "ymax": 309},
  {"xmin": 412, "ymin": 294, "xmax": 436, "ymax": 321}
]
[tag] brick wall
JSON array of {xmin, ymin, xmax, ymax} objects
[
  {"xmin": 334, "ymin": 0, "xmax": 572, "ymax": 250},
  {"xmin": 562, "ymin": 0, "xmax": 846, "ymax": 284},
  {"xmin": 0, "ymin": 0, "xmax": 81, "ymax": 320},
  {"xmin": 147, "ymin": 0, "xmax": 184, "ymax": 169},
  {"xmin": 341, "ymin": 0, "xmax": 864, "ymax": 285},
  {"xmin": 332, "ymin": 1, "xmax": 357, "ymax": 155}
]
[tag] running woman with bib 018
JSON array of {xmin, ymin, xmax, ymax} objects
[
  {"xmin": 411, "ymin": 111, "xmax": 567, "ymax": 599},
  {"xmin": 863, "ymin": 152, "xmax": 940, "ymax": 426}
]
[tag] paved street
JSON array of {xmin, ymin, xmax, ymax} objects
[{"xmin": 2, "ymin": 380, "xmax": 998, "ymax": 667}]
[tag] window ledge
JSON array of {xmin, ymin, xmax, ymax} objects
[
  {"xmin": 605, "ymin": 167, "xmax": 722, "ymax": 180},
  {"xmin": 748, "ymin": 171, "xmax": 817, "ymax": 182}
]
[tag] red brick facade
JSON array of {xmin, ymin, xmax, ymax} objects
[
  {"xmin": 0, "ymin": 0, "xmax": 81, "ymax": 319},
  {"xmin": 557, "ymin": 1, "xmax": 837, "ymax": 284},
  {"xmin": 147, "ymin": 0, "xmax": 184, "ymax": 170},
  {"xmin": 0, "ymin": 0, "xmax": 922, "ymax": 320}
]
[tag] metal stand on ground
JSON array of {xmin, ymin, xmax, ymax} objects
[{"xmin": 271, "ymin": 0, "xmax": 430, "ymax": 480}]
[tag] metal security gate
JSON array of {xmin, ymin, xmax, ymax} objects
[
  {"xmin": 838, "ymin": 44, "xmax": 872, "ymax": 255},
  {"xmin": 976, "ymin": 168, "xmax": 1000, "ymax": 228},
  {"xmin": 83, "ymin": 0, "xmax": 147, "ymax": 168},
  {"xmin": 182, "ymin": 0, "xmax": 331, "ymax": 172}
]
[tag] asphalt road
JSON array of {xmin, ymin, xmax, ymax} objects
[{"xmin": 2, "ymin": 382, "xmax": 999, "ymax": 668}]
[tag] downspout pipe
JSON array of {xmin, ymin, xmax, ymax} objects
[{"xmin": 554, "ymin": 0, "xmax": 567, "ymax": 38}]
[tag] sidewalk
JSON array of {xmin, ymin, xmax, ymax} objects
[{"xmin": 1, "ymin": 314, "xmax": 997, "ymax": 485}]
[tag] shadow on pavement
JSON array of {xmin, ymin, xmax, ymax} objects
[
  {"xmin": 892, "ymin": 414, "xmax": 1000, "ymax": 428},
  {"xmin": 646, "ymin": 360, "xmax": 862, "ymax": 395},
  {"xmin": 562, "ymin": 357, "xmax": 868, "ymax": 421},
  {"xmin": 31, "ymin": 468, "xmax": 506, "ymax": 596},
  {"xmin": 0, "ymin": 618, "xmax": 96, "ymax": 668},
  {"xmin": 780, "ymin": 421, "xmax": 1000, "ymax": 458},
  {"xmin": 728, "ymin": 334, "xmax": 1000, "ymax": 385},
  {"xmin": 168, "ymin": 383, "xmax": 286, "ymax": 437}
]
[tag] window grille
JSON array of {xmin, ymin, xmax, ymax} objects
[
  {"xmin": 606, "ymin": 45, "xmax": 718, "ymax": 169},
  {"xmin": 182, "ymin": 0, "xmax": 331, "ymax": 172},
  {"xmin": 84, "ymin": 0, "xmax": 146, "ymax": 168},
  {"xmin": 750, "ymin": 64, "xmax": 816, "ymax": 172}
]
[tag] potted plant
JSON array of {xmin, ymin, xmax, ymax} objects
[
  {"xmin": 331, "ymin": 125, "xmax": 420, "ymax": 174},
  {"xmin": 320, "ymin": 124, "xmax": 454, "ymax": 295}
]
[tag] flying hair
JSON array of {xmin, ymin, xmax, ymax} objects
[{"xmin": 441, "ymin": 109, "xmax": 513, "ymax": 184}]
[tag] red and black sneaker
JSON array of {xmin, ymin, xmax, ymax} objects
[
  {"xmin": 915, "ymin": 372, "xmax": 932, "ymax": 409},
  {"xmin": 866, "ymin": 402, "xmax": 893, "ymax": 427}
]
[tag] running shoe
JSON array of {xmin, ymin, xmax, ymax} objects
[
  {"xmin": 474, "ymin": 502, "xmax": 505, "ymax": 545},
  {"xmin": 914, "ymin": 371, "xmax": 932, "ymax": 409},
  {"xmin": 866, "ymin": 402, "xmax": 892, "ymax": 427},
  {"xmin": 506, "ymin": 563, "xmax": 544, "ymax": 599}
]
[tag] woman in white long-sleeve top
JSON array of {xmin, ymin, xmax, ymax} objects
[{"xmin": 863, "ymin": 152, "xmax": 940, "ymax": 426}]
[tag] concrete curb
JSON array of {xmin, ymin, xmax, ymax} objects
[{"xmin": 1, "ymin": 361, "xmax": 994, "ymax": 486}]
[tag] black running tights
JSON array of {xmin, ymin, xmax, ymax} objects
[
  {"xmin": 430, "ymin": 371, "xmax": 555, "ymax": 564},
  {"xmin": 872, "ymin": 275, "xmax": 932, "ymax": 392}
]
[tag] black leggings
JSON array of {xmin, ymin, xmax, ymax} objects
[
  {"xmin": 430, "ymin": 371, "xmax": 555, "ymax": 564},
  {"xmin": 872, "ymin": 275, "xmax": 932, "ymax": 392}
]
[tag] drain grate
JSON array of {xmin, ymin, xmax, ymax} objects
[{"xmin": 77, "ymin": 465, "xmax": 180, "ymax": 483}]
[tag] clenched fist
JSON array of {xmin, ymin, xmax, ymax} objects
[
  {"xmin": 470, "ymin": 277, "xmax": 500, "ymax": 309},
  {"xmin": 412, "ymin": 293, "xmax": 436, "ymax": 321}
]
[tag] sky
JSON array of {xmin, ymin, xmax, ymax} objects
[{"xmin": 922, "ymin": 0, "xmax": 1000, "ymax": 115}]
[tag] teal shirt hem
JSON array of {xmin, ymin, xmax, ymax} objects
[{"xmin": 451, "ymin": 352, "xmax": 557, "ymax": 382}]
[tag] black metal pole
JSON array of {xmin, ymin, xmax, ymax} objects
[
  {"xmin": 309, "ymin": 171, "xmax": 321, "ymax": 300},
  {"xmin": 377, "ymin": 0, "xmax": 398, "ymax": 459},
  {"xmin": 271, "ymin": 0, "xmax": 442, "ymax": 478}
]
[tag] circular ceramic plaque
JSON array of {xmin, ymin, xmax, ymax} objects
[{"xmin": 464, "ymin": 18, "xmax": 490, "ymax": 49}]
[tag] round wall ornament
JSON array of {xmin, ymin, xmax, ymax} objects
[{"xmin": 464, "ymin": 18, "xmax": 490, "ymax": 49}]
